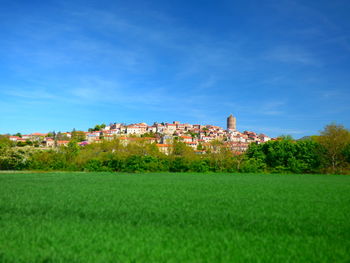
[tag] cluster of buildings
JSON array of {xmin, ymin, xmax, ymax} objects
[{"xmin": 7, "ymin": 115, "xmax": 272, "ymax": 154}]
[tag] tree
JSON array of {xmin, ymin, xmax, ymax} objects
[
  {"xmin": 343, "ymin": 143, "xmax": 350, "ymax": 161},
  {"xmin": 71, "ymin": 129, "xmax": 86, "ymax": 142},
  {"xmin": 245, "ymin": 138, "xmax": 322, "ymax": 173},
  {"xmin": 277, "ymin": 134, "xmax": 294, "ymax": 141},
  {"xmin": 141, "ymin": 132, "xmax": 156, "ymax": 138},
  {"xmin": 172, "ymin": 141, "xmax": 194, "ymax": 156},
  {"xmin": 56, "ymin": 132, "xmax": 69, "ymax": 141},
  {"xmin": 317, "ymin": 123, "xmax": 350, "ymax": 173},
  {"xmin": 0, "ymin": 135, "xmax": 12, "ymax": 149}
]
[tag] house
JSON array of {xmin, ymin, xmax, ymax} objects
[
  {"xmin": 86, "ymin": 132, "xmax": 100, "ymax": 142},
  {"xmin": 110, "ymin": 123, "xmax": 122, "ymax": 129},
  {"xmin": 126, "ymin": 126, "xmax": 141, "ymax": 135},
  {"xmin": 180, "ymin": 136, "xmax": 192, "ymax": 143},
  {"xmin": 9, "ymin": 136, "xmax": 21, "ymax": 142},
  {"xmin": 57, "ymin": 140, "xmax": 69, "ymax": 147},
  {"xmin": 31, "ymin": 133, "xmax": 48, "ymax": 141},
  {"xmin": 156, "ymin": 144, "xmax": 172, "ymax": 155},
  {"xmin": 137, "ymin": 123, "xmax": 148, "ymax": 134},
  {"xmin": 201, "ymin": 136, "xmax": 214, "ymax": 142},
  {"xmin": 44, "ymin": 138, "xmax": 55, "ymax": 147},
  {"xmin": 103, "ymin": 134, "xmax": 115, "ymax": 141},
  {"xmin": 185, "ymin": 141, "xmax": 198, "ymax": 149},
  {"xmin": 164, "ymin": 124, "xmax": 176, "ymax": 135},
  {"xmin": 258, "ymin": 134, "xmax": 271, "ymax": 143},
  {"xmin": 147, "ymin": 126, "xmax": 157, "ymax": 133}
]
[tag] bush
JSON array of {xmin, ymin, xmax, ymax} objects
[
  {"xmin": 84, "ymin": 159, "xmax": 110, "ymax": 172},
  {"xmin": 190, "ymin": 159, "xmax": 210, "ymax": 173},
  {"xmin": 170, "ymin": 157, "xmax": 190, "ymax": 172},
  {"xmin": 240, "ymin": 158, "xmax": 266, "ymax": 173},
  {"xmin": 0, "ymin": 148, "xmax": 30, "ymax": 170}
]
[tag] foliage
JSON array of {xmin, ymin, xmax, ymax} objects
[
  {"xmin": 343, "ymin": 143, "xmax": 350, "ymax": 163},
  {"xmin": 245, "ymin": 138, "xmax": 322, "ymax": 173},
  {"xmin": 240, "ymin": 157, "xmax": 266, "ymax": 173},
  {"xmin": 88, "ymin": 123, "xmax": 106, "ymax": 132},
  {"xmin": 189, "ymin": 158, "xmax": 210, "ymax": 172},
  {"xmin": 140, "ymin": 132, "xmax": 157, "ymax": 138},
  {"xmin": 316, "ymin": 123, "xmax": 350, "ymax": 173},
  {"xmin": 71, "ymin": 129, "xmax": 86, "ymax": 142},
  {"xmin": 0, "ymin": 135, "xmax": 12, "ymax": 149},
  {"xmin": 0, "ymin": 148, "xmax": 32, "ymax": 170}
]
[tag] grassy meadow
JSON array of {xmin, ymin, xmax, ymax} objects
[{"xmin": 0, "ymin": 172, "xmax": 349, "ymax": 262}]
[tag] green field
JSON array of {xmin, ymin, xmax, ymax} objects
[{"xmin": 0, "ymin": 172, "xmax": 349, "ymax": 262}]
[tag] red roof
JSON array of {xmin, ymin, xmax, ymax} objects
[
  {"xmin": 32, "ymin": 133, "xmax": 47, "ymax": 136},
  {"xmin": 57, "ymin": 140, "xmax": 69, "ymax": 144}
]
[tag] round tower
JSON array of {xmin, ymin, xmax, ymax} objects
[{"xmin": 227, "ymin": 114, "xmax": 236, "ymax": 130}]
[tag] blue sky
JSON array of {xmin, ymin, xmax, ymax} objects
[{"xmin": 0, "ymin": 0, "xmax": 349, "ymax": 137}]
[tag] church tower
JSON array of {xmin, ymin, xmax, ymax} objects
[{"xmin": 227, "ymin": 114, "xmax": 236, "ymax": 130}]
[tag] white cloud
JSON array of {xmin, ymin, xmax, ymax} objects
[
  {"xmin": 3, "ymin": 88, "xmax": 58, "ymax": 100},
  {"xmin": 264, "ymin": 46, "xmax": 320, "ymax": 66}
]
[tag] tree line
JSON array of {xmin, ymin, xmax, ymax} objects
[{"xmin": 0, "ymin": 124, "xmax": 349, "ymax": 174}]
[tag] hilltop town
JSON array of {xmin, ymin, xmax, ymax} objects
[{"xmin": 6, "ymin": 115, "xmax": 272, "ymax": 154}]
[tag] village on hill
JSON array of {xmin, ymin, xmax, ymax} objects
[{"xmin": 6, "ymin": 115, "xmax": 272, "ymax": 154}]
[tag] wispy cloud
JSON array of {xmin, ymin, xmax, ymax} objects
[
  {"xmin": 260, "ymin": 101, "xmax": 286, "ymax": 116},
  {"xmin": 223, "ymin": 100, "xmax": 286, "ymax": 116},
  {"xmin": 264, "ymin": 46, "xmax": 320, "ymax": 66},
  {"xmin": 3, "ymin": 88, "xmax": 59, "ymax": 100}
]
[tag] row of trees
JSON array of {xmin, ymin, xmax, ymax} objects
[{"xmin": 0, "ymin": 124, "xmax": 349, "ymax": 174}]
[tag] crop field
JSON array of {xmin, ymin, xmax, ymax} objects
[{"xmin": 0, "ymin": 172, "xmax": 349, "ymax": 262}]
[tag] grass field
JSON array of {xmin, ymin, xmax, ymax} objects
[{"xmin": 0, "ymin": 172, "xmax": 349, "ymax": 262}]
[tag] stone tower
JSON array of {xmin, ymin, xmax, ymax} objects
[{"xmin": 227, "ymin": 114, "xmax": 236, "ymax": 130}]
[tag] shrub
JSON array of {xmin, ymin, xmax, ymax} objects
[
  {"xmin": 84, "ymin": 159, "xmax": 110, "ymax": 172},
  {"xmin": 190, "ymin": 159, "xmax": 210, "ymax": 173},
  {"xmin": 170, "ymin": 157, "xmax": 190, "ymax": 172},
  {"xmin": 240, "ymin": 158, "xmax": 266, "ymax": 173}
]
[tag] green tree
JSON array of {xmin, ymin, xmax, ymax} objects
[
  {"xmin": 343, "ymin": 143, "xmax": 350, "ymax": 163},
  {"xmin": 0, "ymin": 135, "xmax": 12, "ymax": 149},
  {"xmin": 172, "ymin": 141, "xmax": 194, "ymax": 156},
  {"xmin": 71, "ymin": 129, "xmax": 86, "ymax": 142},
  {"xmin": 317, "ymin": 123, "xmax": 350, "ymax": 173},
  {"xmin": 245, "ymin": 138, "xmax": 322, "ymax": 173},
  {"xmin": 14, "ymin": 133, "xmax": 22, "ymax": 138}
]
